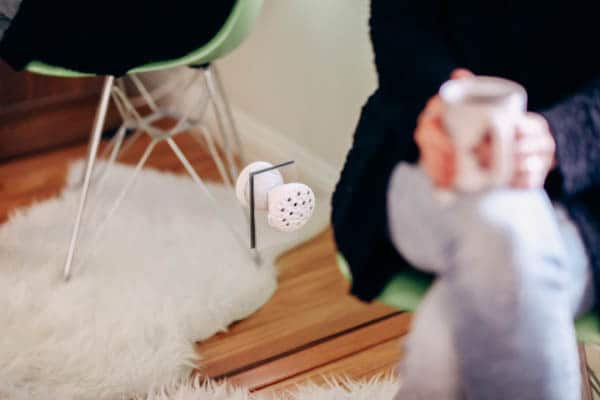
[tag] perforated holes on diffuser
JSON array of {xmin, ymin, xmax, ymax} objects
[{"xmin": 267, "ymin": 183, "xmax": 315, "ymax": 232}]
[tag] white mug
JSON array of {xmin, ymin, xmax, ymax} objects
[{"xmin": 439, "ymin": 76, "xmax": 527, "ymax": 192}]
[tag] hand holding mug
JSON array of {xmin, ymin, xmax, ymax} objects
[
  {"xmin": 416, "ymin": 69, "xmax": 556, "ymax": 190},
  {"xmin": 473, "ymin": 112, "xmax": 555, "ymax": 188},
  {"xmin": 415, "ymin": 69, "xmax": 472, "ymax": 188}
]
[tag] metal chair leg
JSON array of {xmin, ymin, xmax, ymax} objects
[
  {"xmin": 74, "ymin": 139, "xmax": 158, "ymax": 270},
  {"xmin": 165, "ymin": 137, "xmax": 251, "ymax": 258},
  {"xmin": 210, "ymin": 64, "xmax": 246, "ymax": 167},
  {"xmin": 94, "ymin": 123, "xmax": 127, "ymax": 187},
  {"xmin": 195, "ymin": 125, "xmax": 234, "ymax": 188},
  {"xmin": 63, "ymin": 76, "xmax": 115, "ymax": 281},
  {"xmin": 98, "ymin": 123, "xmax": 126, "ymax": 160},
  {"xmin": 203, "ymin": 65, "xmax": 240, "ymax": 181},
  {"xmin": 117, "ymin": 128, "xmax": 144, "ymax": 158}
]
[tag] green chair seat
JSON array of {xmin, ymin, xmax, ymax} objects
[
  {"xmin": 336, "ymin": 254, "xmax": 600, "ymax": 343},
  {"xmin": 25, "ymin": 0, "xmax": 263, "ymax": 78}
]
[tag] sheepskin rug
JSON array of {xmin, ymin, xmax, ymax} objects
[
  {"xmin": 137, "ymin": 376, "xmax": 400, "ymax": 400},
  {"xmin": 0, "ymin": 161, "xmax": 329, "ymax": 400}
]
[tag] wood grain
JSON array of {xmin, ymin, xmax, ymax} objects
[
  {"xmin": 580, "ymin": 344, "xmax": 593, "ymax": 400},
  {"xmin": 259, "ymin": 338, "xmax": 404, "ymax": 395},
  {"xmin": 227, "ymin": 313, "xmax": 410, "ymax": 391}
]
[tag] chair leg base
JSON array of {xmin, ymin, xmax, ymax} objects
[
  {"xmin": 64, "ymin": 76, "xmax": 115, "ymax": 281},
  {"xmin": 64, "ymin": 69, "xmax": 256, "ymax": 281}
]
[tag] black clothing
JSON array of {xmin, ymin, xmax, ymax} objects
[
  {"xmin": 332, "ymin": 0, "xmax": 600, "ymax": 305},
  {"xmin": 0, "ymin": 0, "xmax": 235, "ymax": 75}
]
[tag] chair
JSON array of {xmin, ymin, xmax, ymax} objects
[
  {"xmin": 336, "ymin": 254, "xmax": 600, "ymax": 393},
  {"xmin": 25, "ymin": 0, "xmax": 264, "ymax": 280}
]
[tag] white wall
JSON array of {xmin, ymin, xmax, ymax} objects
[{"xmin": 217, "ymin": 0, "xmax": 377, "ymax": 171}]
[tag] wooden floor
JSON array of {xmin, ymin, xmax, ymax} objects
[{"xmin": 0, "ymin": 132, "xmax": 411, "ymax": 395}]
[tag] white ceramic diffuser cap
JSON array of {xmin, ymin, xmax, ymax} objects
[
  {"xmin": 235, "ymin": 162, "xmax": 316, "ymax": 232},
  {"xmin": 267, "ymin": 183, "xmax": 315, "ymax": 232}
]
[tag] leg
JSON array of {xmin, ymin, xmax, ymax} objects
[
  {"xmin": 203, "ymin": 65, "xmax": 240, "ymax": 180},
  {"xmin": 117, "ymin": 128, "xmax": 143, "ymax": 157},
  {"xmin": 389, "ymin": 164, "xmax": 463, "ymax": 399},
  {"xmin": 444, "ymin": 189, "xmax": 588, "ymax": 400},
  {"xmin": 63, "ymin": 76, "xmax": 114, "ymax": 281},
  {"xmin": 165, "ymin": 138, "xmax": 250, "ymax": 257},
  {"xmin": 195, "ymin": 125, "xmax": 234, "ymax": 187},
  {"xmin": 210, "ymin": 64, "xmax": 246, "ymax": 166},
  {"xmin": 74, "ymin": 139, "xmax": 158, "ymax": 270},
  {"xmin": 98, "ymin": 123, "xmax": 126, "ymax": 161},
  {"xmin": 94, "ymin": 123, "xmax": 127, "ymax": 188},
  {"xmin": 394, "ymin": 282, "xmax": 462, "ymax": 400},
  {"xmin": 388, "ymin": 163, "xmax": 592, "ymax": 399},
  {"xmin": 387, "ymin": 163, "xmax": 453, "ymax": 274}
]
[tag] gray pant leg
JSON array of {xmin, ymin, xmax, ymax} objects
[
  {"xmin": 394, "ymin": 282, "xmax": 462, "ymax": 400},
  {"xmin": 448, "ymin": 189, "xmax": 582, "ymax": 400},
  {"xmin": 388, "ymin": 164, "xmax": 452, "ymax": 274},
  {"xmin": 388, "ymin": 163, "xmax": 592, "ymax": 400}
]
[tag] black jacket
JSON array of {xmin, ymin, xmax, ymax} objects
[
  {"xmin": 0, "ymin": 0, "xmax": 235, "ymax": 75},
  {"xmin": 332, "ymin": 0, "xmax": 600, "ymax": 306}
]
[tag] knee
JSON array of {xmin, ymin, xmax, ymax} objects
[
  {"xmin": 387, "ymin": 163, "xmax": 438, "ymax": 236},
  {"xmin": 450, "ymin": 191, "xmax": 568, "ymax": 309},
  {"xmin": 387, "ymin": 163, "xmax": 432, "ymax": 212},
  {"xmin": 387, "ymin": 163, "xmax": 442, "ymax": 270}
]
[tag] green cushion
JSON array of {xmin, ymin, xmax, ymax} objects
[
  {"xmin": 25, "ymin": 0, "xmax": 263, "ymax": 78},
  {"xmin": 336, "ymin": 253, "xmax": 600, "ymax": 343}
]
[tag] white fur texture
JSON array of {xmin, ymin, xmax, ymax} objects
[
  {"xmin": 138, "ymin": 376, "xmax": 400, "ymax": 400},
  {"xmin": 0, "ymin": 161, "xmax": 330, "ymax": 400}
]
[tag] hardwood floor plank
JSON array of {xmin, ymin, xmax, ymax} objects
[
  {"xmin": 226, "ymin": 313, "xmax": 410, "ymax": 391},
  {"xmin": 258, "ymin": 338, "xmax": 404, "ymax": 395},
  {"xmin": 196, "ymin": 229, "xmax": 396, "ymax": 378},
  {"xmin": 580, "ymin": 344, "xmax": 593, "ymax": 400}
]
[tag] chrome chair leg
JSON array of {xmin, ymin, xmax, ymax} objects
[
  {"xmin": 63, "ymin": 76, "xmax": 115, "ymax": 281},
  {"xmin": 203, "ymin": 65, "xmax": 240, "ymax": 181},
  {"xmin": 74, "ymin": 139, "xmax": 158, "ymax": 270},
  {"xmin": 117, "ymin": 128, "xmax": 144, "ymax": 158},
  {"xmin": 166, "ymin": 137, "xmax": 250, "ymax": 256},
  {"xmin": 93, "ymin": 123, "xmax": 127, "ymax": 188},
  {"xmin": 197, "ymin": 125, "xmax": 234, "ymax": 188},
  {"xmin": 98, "ymin": 123, "xmax": 126, "ymax": 160},
  {"xmin": 211, "ymin": 64, "xmax": 246, "ymax": 166}
]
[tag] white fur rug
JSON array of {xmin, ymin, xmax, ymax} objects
[
  {"xmin": 138, "ymin": 376, "xmax": 400, "ymax": 400},
  {"xmin": 0, "ymin": 161, "xmax": 329, "ymax": 400}
]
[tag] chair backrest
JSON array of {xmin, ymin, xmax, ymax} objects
[{"xmin": 26, "ymin": 0, "xmax": 263, "ymax": 78}]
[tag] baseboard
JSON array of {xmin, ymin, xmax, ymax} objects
[{"xmin": 202, "ymin": 106, "xmax": 339, "ymax": 195}]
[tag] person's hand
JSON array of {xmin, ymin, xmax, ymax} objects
[
  {"xmin": 474, "ymin": 112, "xmax": 556, "ymax": 188},
  {"xmin": 415, "ymin": 69, "xmax": 473, "ymax": 187},
  {"xmin": 417, "ymin": 68, "xmax": 556, "ymax": 189}
]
